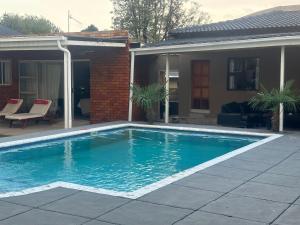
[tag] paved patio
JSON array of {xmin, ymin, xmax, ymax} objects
[{"xmin": 0, "ymin": 124, "xmax": 300, "ymax": 225}]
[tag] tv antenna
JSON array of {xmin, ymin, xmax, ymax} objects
[{"xmin": 67, "ymin": 10, "xmax": 83, "ymax": 32}]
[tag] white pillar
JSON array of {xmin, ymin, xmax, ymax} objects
[
  {"xmin": 128, "ymin": 51, "xmax": 135, "ymax": 122},
  {"xmin": 279, "ymin": 46, "xmax": 285, "ymax": 132},
  {"xmin": 165, "ymin": 54, "xmax": 170, "ymax": 124},
  {"xmin": 63, "ymin": 52, "xmax": 69, "ymax": 129},
  {"xmin": 67, "ymin": 52, "xmax": 72, "ymax": 128}
]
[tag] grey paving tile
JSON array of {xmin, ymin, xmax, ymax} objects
[
  {"xmin": 175, "ymin": 211, "xmax": 266, "ymax": 225},
  {"xmin": 0, "ymin": 209, "xmax": 88, "ymax": 225},
  {"xmin": 40, "ymin": 191, "xmax": 130, "ymax": 219},
  {"xmin": 288, "ymin": 152, "xmax": 300, "ymax": 160},
  {"xmin": 174, "ymin": 173, "xmax": 244, "ymax": 193},
  {"xmin": 268, "ymin": 159, "xmax": 300, "ymax": 177},
  {"xmin": 235, "ymin": 148, "xmax": 292, "ymax": 164},
  {"xmin": 218, "ymin": 158, "xmax": 273, "ymax": 171},
  {"xmin": 83, "ymin": 220, "xmax": 115, "ymax": 225},
  {"xmin": 200, "ymin": 165, "xmax": 259, "ymax": 181},
  {"xmin": 2, "ymin": 188, "xmax": 79, "ymax": 207},
  {"xmin": 253, "ymin": 173, "xmax": 300, "ymax": 189},
  {"xmin": 293, "ymin": 197, "xmax": 300, "ymax": 205},
  {"xmin": 99, "ymin": 200, "xmax": 192, "ymax": 225},
  {"xmin": 202, "ymin": 194, "xmax": 288, "ymax": 223},
  {"xmin": 139, "ymin": 184, "xmax": 221, "ymax": 210},
  {"xmin": 231, "ymin": 181, "xmax": 300, "ymax": 203},
  {"xmin": 0, "ymin": 201, "xmax": 31, "ymax": 221},
  {"xmin": 274, "ymin": 205, "xmax": 300, "ymax": 225}
]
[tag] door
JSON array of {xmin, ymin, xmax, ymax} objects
[
  {"xmin": 191, "ymin": 60, "xmax": 210, "ymax": 110},
  {"xmin": 73, "ymin": 61, "xmax": 90, "ymax": 117}
]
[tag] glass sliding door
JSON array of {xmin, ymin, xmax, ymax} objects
[{"xmin": 19, "ymin": 61, "xmax": 63, "ymax": 114}]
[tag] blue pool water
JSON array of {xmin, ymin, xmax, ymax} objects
[{"xmin": 0, "ymin": 128, "xmax": 262, "ymax": 193}]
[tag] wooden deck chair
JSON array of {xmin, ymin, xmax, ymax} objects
[
  {"xmin": 0, "ymin": 99, "xmax": 23, "ymax": 118},
  {"xmin": 6, "ymin": 99, "xmax": 52, "ymax": 128}
]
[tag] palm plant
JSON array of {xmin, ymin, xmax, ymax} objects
[
  {"xmin": 249, "ymin": 80, "xmax": 300, "ymax": 132},
  {"xmin": 131, "ymin": 83, "xmax": 167, "ymax": 123}
]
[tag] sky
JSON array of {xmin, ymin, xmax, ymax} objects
[{"xmin": 0, "ymin": 0, "xmax": 300, "ymax": 32}]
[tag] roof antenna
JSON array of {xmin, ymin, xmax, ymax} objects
[{"xmin": 68, "ymin": 10, "xmax": 83, "ymax": 32}]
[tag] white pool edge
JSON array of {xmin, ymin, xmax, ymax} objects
[{"xmin": 0, "ymin": 123, "xmax": 282, "ymax": 199}]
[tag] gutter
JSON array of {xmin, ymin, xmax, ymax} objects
[{"xmin": 57, "ymin": 39, "xmax": 72, "ymax": 129}]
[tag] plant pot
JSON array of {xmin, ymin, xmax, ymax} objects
[{"xmin": 146, "ymin": 109, "xmax": 156, "ymax": 124}]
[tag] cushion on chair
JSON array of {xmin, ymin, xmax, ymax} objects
[{"xmin": 34, "ymin": 99, "xmax": 49, "ymax": 105}]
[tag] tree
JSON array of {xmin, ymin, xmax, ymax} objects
[
  {"xmin": 81, "ymin": 24, "xmax": 99, "ymax": 32},
  {"xmin": 0, "ymin": 13, "xmax": 61, "ymax": 34},
  {"xmin": 249, "ymin": 80, "xmax": 300, "ymax": 132},
  {"xmin": 111, "ymin": 0, "xmax": 211, "ymax": 43}
]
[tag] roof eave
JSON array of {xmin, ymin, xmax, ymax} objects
[{"xmin": 130, "ymin": 35, "xmax": 300, "ymax": 55}]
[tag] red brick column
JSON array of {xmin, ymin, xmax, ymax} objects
[{"xmin": 90, "ymin": 47, "xmax": 130, "ymax": 123}]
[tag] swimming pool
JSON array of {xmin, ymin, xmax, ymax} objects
[{"xmin": 0, "ymin": 124, "xmax": 279, "ymax": 198}]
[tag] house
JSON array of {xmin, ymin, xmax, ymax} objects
[
  {"xmin": 129, "ymin": 6, "xmax": 300, "ymax": 131},
  {"xmin": 0, "ymin": 31, "xmax": 130, "ymax": 128}
]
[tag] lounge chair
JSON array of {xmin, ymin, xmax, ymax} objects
[
  {"xmin": 0, "ymin": 99, "xmax": 23, "ymax": 118},
  {"xmin": 6, "ymin": 99, "xmax": 52, "ymax": 128}
]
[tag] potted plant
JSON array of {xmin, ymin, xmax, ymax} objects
[
  {"xmin": 131, "ymin": 83, "xmax": 167, "ymax": 124},
  {"xmin": 249, "ymin": 80, "xmax": 300, "ymax": 132}
]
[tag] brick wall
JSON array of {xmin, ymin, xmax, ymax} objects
[{"xmin": 90, "ymin": 47, "xmax": 130, "ymax": 123}]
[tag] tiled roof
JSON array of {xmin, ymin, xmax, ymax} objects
[
  {"xmin": 0, "ymin": 25, "xmax": 21, "ymax": 36},
  {"xmin": 170, "ymin": 10, "xmax": 300, "ymax": 34}
]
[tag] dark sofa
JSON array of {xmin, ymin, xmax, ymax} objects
[{"xmin": 217, "ymin": 102, "xmax": 267, "ymax": 128}]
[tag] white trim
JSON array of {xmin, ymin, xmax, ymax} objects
[
  {"xmin": 131, "ymin": 35, "xmax": 300, "ymax": 55},
  {"xmin": 66, "ymin": 40, "xmax": 126, "ymax": 48},
  {"xmin": 0, "ymin": 123, "xmax": 281, "ymax": 199}
]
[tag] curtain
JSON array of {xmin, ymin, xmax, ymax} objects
[{"xmin": 38, "ymin": 63, "xmax": 62, "ymax": 113}]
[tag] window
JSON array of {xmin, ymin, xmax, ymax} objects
[
  {"xmin": 228, "ymin": 58, "xmax": 259, "ymax": 91},
  {"xmin": 0, "ymin": 61, "xmax": 12, "ymax": 85}
]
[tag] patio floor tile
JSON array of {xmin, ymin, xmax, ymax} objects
[
  {"xmin": 98, "ymin": 200, "xmax": 192, "ymax": 225},
  {"xmin": 0, "ymin": 201, "xmax": 30, "ymax": 221},
  {"xmin": 40, "ymin": 191, "xmax": 130, "ymax": 219},
  {"xmin": 199, "ymin": 165, "xmax": 259, "ymax": 180},
  {"xmin": 253, "ymin": 173, "xmax": 300, "ymax": 189},
  {"xmin": 268, "ymin": 159, "xmax": 300, "ymax": 177},
  {"xmin": 231, "ymin": 181, "xmax": 300, "ymax": 203},
  {"xmin": 174, "ymin": 173, "xmax": 244, "ymax": 193},
  {"xmin": 218, "ymin": 158, "xmax": 273, "ymax": 171},
  {"xmin": 174, "ymin": 211, "xmax": 266, "ymax": 225},
  {"xmin": 83, "ymin": 220, "xmax": 116, "ymax": 225},
  {"xmin": 274, "ymin": 205, "xmax": 300, "ymax": 225},
  {"xmin": 235, "ymin": 149, "xmax": 292, "ymax": 164},
  {"xmin": 0, "ymin": 209, "xmax": 88, "ymax": 225},
  {"xmin": 201, "ymin": 194, "xmax": 288, "ymax": 223},
  {"xmin": 2, "ymin": 187, "xmax": 79, "ymax": 207},
  {"xmin": 139, "ymin": 184, "xmax": 222, "ymax": 210}
]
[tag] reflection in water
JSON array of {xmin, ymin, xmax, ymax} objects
[{"xmin": 64, "ymin": 140, "xmax": 73, "ymax": 169}]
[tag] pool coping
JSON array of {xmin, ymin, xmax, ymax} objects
[{"xmin": 0, "ymin": 123, "xmax": 282, "ymax": 199}]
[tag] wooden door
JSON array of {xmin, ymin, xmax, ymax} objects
[{"xmin": 191, "ymin": 61, "xmax": 210, "ymax": 110}]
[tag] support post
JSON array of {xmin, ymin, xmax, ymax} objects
[
  {"xmin": 165, "ymin": 54, "xmax": 170, "ymax": 124},
  {"xmin": 279, "ymin": 46, "xmax": 285, "ymax": 132},
  {"xmin": 128, "ymin": 51, "xmax": 135, "ymax": 122}
]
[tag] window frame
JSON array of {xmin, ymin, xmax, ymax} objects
[
  {"xmin": 0, "ymin": 60, "xmax": 12, "ymax": 86},
  {"xmin": 227, "ymin": 57, "xmax": 260, "ymax": 91}
]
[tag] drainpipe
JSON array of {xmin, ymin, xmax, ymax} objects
[{"xmin": 57, "ymin": 40, "xmax": 72, "ymax": 129}]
